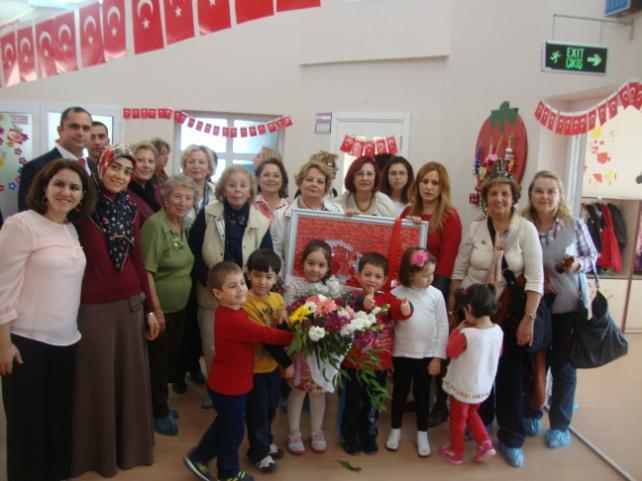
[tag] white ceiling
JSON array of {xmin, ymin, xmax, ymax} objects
[{"xmin": 0, "ymin": 1, "xmax": 75, "ymax": 32}]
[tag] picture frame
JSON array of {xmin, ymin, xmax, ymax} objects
[{"xmin": 285, "ymin": 208, "xmax": 429, "ymax": 287}]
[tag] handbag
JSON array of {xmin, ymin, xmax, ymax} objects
[
  {"xmin": 569, "ymin": 271, "xmax": 628, "ymax": 369},
  {"xmin": 487, "ymin": 218, "xmax": 553, "ymax": 351}
]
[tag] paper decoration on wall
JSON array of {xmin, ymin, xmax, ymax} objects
[
  {"xmin": 470, "ymin": 101, "xmax": 528, "ymax": 207},
  {"xmin": 123, "ymin": 107, "xmax": 293, "ymax": 137},
  {"xmin": 535, "ymin": 79, "xmax": 641, "ymax": 136},
  {"xmin": 0, "ymin": 0, "xmax": 321, "ymax": 88},
  {"xmin": 79, "ymin": 3, "xmax": 106, "ymax": 68},
  {"xmin": 339, "ymin": 135, "xmax": 399, "ymax": 156}
]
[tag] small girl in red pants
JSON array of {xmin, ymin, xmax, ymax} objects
[{"xmin": 439, "ymin": 284, "xmax": 503, "ymax": 464}]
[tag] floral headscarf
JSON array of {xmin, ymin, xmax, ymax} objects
[{"xmin": 90, "ymin": 145, "xmax": 138, "ymax": 272}]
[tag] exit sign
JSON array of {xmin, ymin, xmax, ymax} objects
[{"xmin": 543, "ymin": 41, "xmax": 608, "ymax": 75}]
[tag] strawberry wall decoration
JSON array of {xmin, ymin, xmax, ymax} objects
[{"xmin": 470, "ymin": 101, "xmax": 528, "ymax": 207}]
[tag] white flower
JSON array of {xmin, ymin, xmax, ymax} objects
[
  {"xmin": 303, "ymin": 301, "xmax": 317, "ymax": 313},
  {"xmin": 308, "ymin": 326, "xmax": 326, "ymax": 342},
  {"xmin": 337, "ymin": 308, "xmax": 350, "ymax": 319},
  {"xmin": 340, "ymin": 324, "xmax": 355, "ymax": 337}
]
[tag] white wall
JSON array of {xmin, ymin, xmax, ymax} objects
[{"xmin": 1, "ymin": 0, "xmax": 641, "ymax": 227}]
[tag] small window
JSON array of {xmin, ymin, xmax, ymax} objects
[{"xmin": 179, "ymin": 113, "xmax": 281, "ymax": 183}]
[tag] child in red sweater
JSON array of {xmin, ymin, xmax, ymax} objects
[
  {"xmin": 341, "ymin": 252, "xmax": 412, "ymax": 455},
  {"xmin": 184, "ymin": 262, "xmax": 292, "ymax": 481}
]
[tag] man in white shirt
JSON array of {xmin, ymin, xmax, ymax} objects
[{"xmin": 18, "ymin": 106, "xmax": 93, "ymax": 211}]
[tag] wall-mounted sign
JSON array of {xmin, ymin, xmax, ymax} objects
[
  {"xmin": 605, "ymin": 0, "xmax": 642, "ymax": 16},
  {"xmin": 543, "ymin": 41, "xmax": 608, "ymax": 75}
]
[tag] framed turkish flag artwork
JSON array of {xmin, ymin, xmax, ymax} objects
[{"xmin": 285, "ymin": 209, "xmax": 428, "ymax": 288}]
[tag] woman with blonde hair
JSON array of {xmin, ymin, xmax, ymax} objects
[
  {"xmin": 522, "ymin": 170, "xmax": 597, "ymax": 449},
  {"xmin": 401, "ymin": 161, "xmax": 462, "ymax": 429},
  {"xmin": 129, "ymin": 141, "xmax": 162, "ymax": 225},
  {"xmin": 181, "ymin": 144, "xmax": 217, "ymax": 228}
]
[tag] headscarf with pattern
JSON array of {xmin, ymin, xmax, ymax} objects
[{"xmin": 90, "ymin": 145, "xmax": 138, "ymax": 272}]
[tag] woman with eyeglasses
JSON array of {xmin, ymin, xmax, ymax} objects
[
  {"xmin": 254, "ymin": 158, "xmax": 290, "ymax": 223},
  {"xmin": 380, "ymin": 156, "xmax": 415, "ymax": 216},
  {"xmin": 140, "ymin": 175, "xmax": 199, "ymax": 436},
  {"xmin": 521, "ymin": 170, "xmax": 597, "ymax": 449},
  {"xmin": 336, "ymin": 155, "xmax": 395, "ymax": 217},
  {"xmin": 181, "ymin": 144, "xmax": 218, "ymax": 229}
]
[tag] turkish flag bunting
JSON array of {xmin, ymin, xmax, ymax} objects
[
  {"xmin": 102, "ymin": 0, "xmax": 127, "ymax": 60},
  {"xmin": 555, "ymin": 115, "xmax": 565, "ymax": 134},
  {"xmin": 142, "ymin": 108, "xmax": 149, "ymax": 118},
  {"xmin": 249, "ymin": 126, "xmax": 257, "ymax": 136},
  {"xmin": 607, "ymin": 96, "xmax": 618, "ymax": 119},
  {"xmin": 17, "ymin": 27, "xmax": 36, "ymax": 82},
  {"xmin": 35, "ymin": 20, "xmax": 57, "ymax": 78},
  {"xmin": 540, "ymin": 107, "xmax": 550, "ymax": 126},
  {"xmin": 213, "ymin": 125, "xmax": 220, "ymax": 136},
  {"xmin": 276, "ymin": 118, "xmax": 285, "ymax": 129},
  {"xmin": 230, "ymin": 127, "xmax": 238, "ymax": 138},
  {"xmin": 174, "ymin": 111, "xmax": 187, "ymax": 123},
  {"xmin": 1, "ymin": 31, "xmax": 20, "ymax": 87},
  {"xmin": 149, "ymin": 108, "xmax": 157, "ymax": 118},
  {"xmin": 187, "ymin": 117, "xmax": 195, "ymax": 128},
  {"xmin": 350, "ymin": 140, "xmax": 364, "ymax": 157},
  {"xmin": 563, "ymin": 117, "xmax": 573, "ymax": 135},
  {"xmin": 276, "ymin": 0, "xmax": 320, "ymax": 12},
  {"xmin": 534, "ymin": 101, "xmax": 545, "ymax": 121},
  {"xmin": 364, "ymin": 141, "xmax": 375, "ymax": 157},
  {"xmin": 578, "ymin": 114, "xmax": 587, "ymax": 134},
  {"xmin": 547, "ymin": 111, "xmax": 556, "ymax": 131},
  {"xmin": 131, "ymin": 0, "xmax": 164, "ymax": 54},
  {"xmin": 222, "ymin": 127, "xmax": 229, "ymax": 137},
  {"xmin": 375, "ymin": 138, "xmax": 387, "ymax": 154},
  {"xmin": 235, "ymin": 0, "xmax": 274, "ymax": 24},
  {"xmin": 284, "ymin": 116, "xmax": 293, "ymax": 127},
  {"xmin": 53, "ymin": 13, "xmax": 78, "ymax": 73},
  {"xmin": 123, "ymin": 108, "xmax": 132, "ymax": 119},
  {"xmin": 257, "ymin": 125, "xmax": 266, "ymax": 135},
  {"xmin": 164, "ymin": 0, "xmax": 195, "ymax": 44},
  {"xmin": 618, "ymin": 84, "xmax": 631, "ymax": 108},
  {"xmin": 587, "ymin": 110, "xmax": 597, "ymax": 130},
  {"xmin": 633, "ymin": 82, "xmax": 642, "ymax": 110},
  {"xmin": 196, "ymin": 120, "xmax": 204, "ymax": 131},
  {"xmin": 204, "ymin": 123, "xmax": 212, "ymax": 134},
  {"xmin": 597, "ymin": 103, "xmax": 607, "ymax": 124},
  {"xmin": 240, "ymin": 127, "xmax": 248, "ymax": 137},
  {"xmin": 197, "ymin": 0, "xmax": 231, "ymax": 34},
  {"xmin": 132, "ymin": 108, "xmax": 141, "ymax": 118},
  {"xmin": 340, "ymin": 135, "xmax": 354, "ymax": 153},
  {"xmin": 267, "ymin": 122, "xmax": 276, "ymax": 132},
  {"xmin": 79, "ymin": 3, "xmax": 105, "ymax": 68},
  {"xmin": 386, "ymin": 136, "xmax": 398, "ymax": 154}
]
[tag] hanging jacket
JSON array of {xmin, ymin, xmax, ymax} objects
[
  {"xmin": 597, "ymin": 204, "xmax": 622, "ymax": 273},
  {"xmin": 584, "ymin": 203, "xmax": 603, "ymax": 252},
  {"xmin": 607, "ymin": 204, "xmax": 627, "ymax": 250}
]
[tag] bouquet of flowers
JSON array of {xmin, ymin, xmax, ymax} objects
[{"xmin": 287, "ymin": 294, "xmax": 389, "ymax": 406}]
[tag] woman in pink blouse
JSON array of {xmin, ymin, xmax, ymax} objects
[{"xmin": 0, "ymin": 159, "xmax": 96, "ymax": 481}]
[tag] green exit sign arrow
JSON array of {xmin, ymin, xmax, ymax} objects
[{"xmin": 543, "ymin": 41, "xmax": 608, "ymax": 75}]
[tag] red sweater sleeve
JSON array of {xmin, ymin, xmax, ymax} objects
[
  {"xmin": 379, "ymin": 292, "xmax": 412, "ymax": 321},
  {"xmin": 446, "ymin": 329, "xmax": 467, "ymax": 358},
  {"xmin": 223, "ymin": 310, "xmax": 293, "ymax": 345},
  {"xmin": 434, "ymin": 209, "xmax": 462, "ymax": 278},
  {"xmin": 131, "ymin": 214, "xmax": 154, "ymax": 312}
]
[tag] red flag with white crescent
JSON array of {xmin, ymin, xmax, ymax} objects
[
  {"xmin": 276, "ymin": 0, "xmax": 320, "ymax": 12},
  {"xmin": 35, "ymin": 19, "xmax": 57, "ymax": 78},
  {"xmin": 131, "ymin": 0, "xmax": 164, "ymax": 54},
  {"xmin": 1, "ymin": 31, "xmax": 20, "ymax": 87},
  {"xmin": 17, "ymin": 27, "xmax": 36, "ymax": 82},
  {"xmin": 197, "ymin": 0, "xmax": 231, "ymax": 34},
  {"xmin": 102, "ymin": 0, "xmax": 127, "ymax": 60},
  {"xmin": 235, "ymin": 0, "xmax": 274, "ymax": 24},
  {"xmin": 53, "ymin": 12, "xmax": 78, "ymax": 73},
  {"xmin": 163, "ymin": 0, "xmax": 195, "ymax": 44},
  {"xmin": 79, "ymin": 3, "xmax": 105, "ymax": 67}
]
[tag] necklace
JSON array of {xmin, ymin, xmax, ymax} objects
[
  {"xmin": 299, "ymin": 196, "xmax": 323, "ymax": 210},
  {"xmin": 355, "ymin": 194, "xmax": 374, "ymax": 213}
]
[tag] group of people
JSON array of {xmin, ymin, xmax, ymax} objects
[{"xmin": 0, "ymin": 105, "xmax": 597, "ymax": 481}]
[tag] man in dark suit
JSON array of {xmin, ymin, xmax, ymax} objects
[
  {"xmin": 18, "ymin": 106, "xmax": 93, "ymax": 211},
  {"xmin": 88, "ymin": 121, "xmax": 110, "ymax": 175}
]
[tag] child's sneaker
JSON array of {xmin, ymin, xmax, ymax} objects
[
  {"xmin": 473, "ymin": 440, "xmax": 496, "ymax": 462},
  {"xmin": 255, "ymin": 455, "xmax": 276, "ymax": 474},
  {"xmin": 287, "ymin": 432, "xmax": 305, "ymax": 455},
  {"xmin": 385, "ymin": 428, "xmax": 401, "ymax": 451},
  {"xmin": 416, "ymin": 431, "xmax": 431, "ymax": 457},
  {"xmin": 217, "ymin": 470, "xmax": 255, "ymax": 481},
  {"xmin": 310, "ymin": 430, "xmax": 327, "ymax": 453},
  {"xmin": 184, "ymin": 453, "xmax": 213, "ymax": 481},
  {"xmin": 438, "ymin": 446, "xmax": 463, "ymax": 465},
  {"xmin": 269, "ymin": 443, "xmax": 284, "ymax": 459}
]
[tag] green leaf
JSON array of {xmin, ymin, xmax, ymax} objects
[
  {"xmin": 338, "ymin": 460, "xmax": 362, "ymax": 472},
  {"xmin": 489, "ymin": 101, "xmax": 519, "ymax": 134}
]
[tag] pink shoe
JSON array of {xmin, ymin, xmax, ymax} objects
[
  {"xmin": 310, "ymin": 430, "xmax": 327, "ymax": 453},
  {"xmin": 438, "ymin": 445, "xmax": 463, "ymax": 465},
  {"xmin": 287, "ymin": 432, "xmax": 305, "ymax": 455},
  {"xmin": 473, "ymin": 440, "xmax": 496, "ymax": 462}
]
